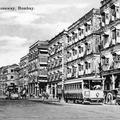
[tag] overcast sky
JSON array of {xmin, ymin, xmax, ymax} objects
[{"xmin": 0, "ymin": 0, "xmax": 100, "ymax": 67}]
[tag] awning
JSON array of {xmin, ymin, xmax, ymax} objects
[
  {"xmin": 102, "ymin": 54, "xmax": 110, "ymax": 58},
  {"xmin": 74, "ymin": 30, "xmax": 78, "ymax": 33},
  {"xmin": 103, "ymin": 30, "xmax": 110, "ymax": 36},
  {"xmin": 79, "ymin": 26, "xmax": 84, "ymax": 29},
  {"xmin": 114, "ymin": 24, "xmax": 120, "ymax": 29},
  {"xmin": 78, "ymin": 61, "xmax": 84, "ymax": 65},
  {"xmin": 115, "ymin": 51, "xmax": 120, "ymax": 55},
  {"xmin": 113, "ymin": 2, "xmax": 119, "ymax": 7},
  {"xmin": 68, "ymin": 34, "xmax": 72, "ymax": 37},
  {"xmin": 86, "ymin": 21, "xmax": 91, "ymax": 25},
  {"xmin": 104, "ymin": 9, "xmax": 109, "ymax": 13}
]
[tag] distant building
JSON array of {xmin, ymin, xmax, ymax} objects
[
  {"xmin": 28, "ymin": 40, "xmax": 48, "ymax": 97},
  {"xmin": 5, "ymin": 64, "xmax": 19, "ymax": 86},
  {"xmin": 0, "ymin": 66, "xmax": 8, "ymax": 96},
  {"xmin": 0, "ymin": 64, "xmax": 19, "ymax": 96},
  {"xmin": 19, "ymin": 54, "xmax": 29, "ymax": 91}
]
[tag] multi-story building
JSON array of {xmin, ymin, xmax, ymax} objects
[
  {"xmin": 6, "ymin": 64, "xmax": 20, "ymax": 86},
  {"xmin": 98, "ymin": 0, "xmax": 120, "ymax": 90},
  {"xmin": 28, "ymin": 40, "xmax": 48, "ymax": 97},
  {"xmin": 0, "ymin": 64, "xmax": 20, "ymax": 96},
  {"xmin": 47, "ymin": 30, "xmax": 67, "ymax": 98},
  {"xmin": 19, "ymin": 54, "xmax": 29, "ymax": 91},
  {"xmin": 0, "ymin": 66, "xmax": 8, "ymax": 96},
  {"xmin": 65, "ymin": 8, "xmax": 101, "ymax": 83}
]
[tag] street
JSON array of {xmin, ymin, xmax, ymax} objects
[{"xmin": 0, "ymin": 100, "xmax": 120, "ymax": 120}]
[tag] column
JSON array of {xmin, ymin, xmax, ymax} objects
[
  {"xmin": 30, "ymin": 83, "xmax": 32, "ymax": 94},
  {"xmin": 46, "ymin": 84, "xmax": 50, "ymax": 95},
  {"xmin": 35, "ymin": 83, "xmax": 37, "ymax": 96},
  {"xmin": 102, "ymin": 78, "xmax": 104, "ymax": 90},
  {"xmin": 110, "ymin": 75, "xmax": 117, "ymax": 90},
  {"xmin": 50, "ymin": 84, "xmax": 53, "ymax": 98},
  {"xmin": 28, "ymin": 83, "xmax": 30, "ymax": 97},
  {"xmin": 54, "ymin": 84, "xmax": 57, "ymax": 99}
]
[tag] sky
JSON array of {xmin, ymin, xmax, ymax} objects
[{"xmin": 0, "ymin": 0, "xmax": 100, "ymax": 67}]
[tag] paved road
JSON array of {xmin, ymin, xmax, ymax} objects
[{"xmin": 0, "ymin": 100, "xmax": 120, "ymax": 120}]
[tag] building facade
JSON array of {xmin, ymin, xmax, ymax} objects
[
  {"xmin": 98, "ymin": 0, "xmax": 120, "ymax": 90},
  {"xmin": 47, "ymin": 31, "xmax": 67, "ymax": 98},
  {"xmin": 66, "ymin": 9, "xmax": 101, "ymax": 82},
  {"xmin": 28, "ymin": 40, "xmax": 48, "ymax": 97},
  {"xmin": 5, "ymin": 64, "xmax": 19, "ymax": 86},
  {"xmin": 0, "ymin": 64, "xmax": 20, "ymax": 96},
  {"xmin": 0, "ymin": 66, "xmax": 8, "ymax": 96},
  {"xmin": 19, "ymin": 54, "xmax": 29, "ymax": 92}
]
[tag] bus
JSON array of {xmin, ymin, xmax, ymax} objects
[{"xmin": 58, "ymin": 77, "xmax": 105, "ymax": 104}]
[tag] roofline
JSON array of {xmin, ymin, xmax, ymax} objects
[
  {"xmin": 68, "ymin": 8, "xmax": 100, "ymax": 31},
  {"xmin": 48, "ymin": 30, "xmax": 67, "ymax": 44}
]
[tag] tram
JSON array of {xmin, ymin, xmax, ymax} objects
[{"xmin": 58, "ymin": 77, "xmax": 105, "ymax": 104}]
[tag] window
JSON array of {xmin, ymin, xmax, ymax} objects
[
  {"xmin": 11, "ymin": 69, "xmax": 14, "ymax": 72},
  {"xmin": 103, "ymin": 58, "xmax": 109, "ymax": 65},
  {"xmin": 67, "ymin": 67, "xmax": 71, "ymax": 74},
  {"xmin": 106, "ymin": 13, "xmax": 109, "ymax": 19},
  {"xmin": 68, "ymin": 36, "xmax": 72, "ymax": 43},
  {"xmin": 85, "ymin": 24, "xmax": 91, "ymax": 32},
  {"xmin": 79, "ymin": 29, "xmax": 84, "ymax": 36},
  {"xmin": 101, "ymin": 12, "xmax": 105, "ymax": 23},
  {"xmin": 67, "ymin": 51, "xmax": 71, "ymax": 58},
  {"xmin": 72, "ymin": 66, "xmax": 77, "ymax": 77},
  {"xmin": 11, "ymin": 76, "xmax": 14, "ymax": 79},
  {"xmin": 79, "ymin": 47, "xmax": 83, "ymax": 54},
  {"xmin": 110, "ymin": 5, "xmax": 118, "ymax": 21},
  {"xmin": 77, "ymin": 83, "xmax": 82, "ymax": 89},
  {"xmin": 114, "ymin": 55, "xmax": 120, "ymax": 62},
  {"xmin": 78, "ymin": 64, "xmax": 83, "ymax": 71},
  {"xmin": 116, "ymin": 29, "xmax": 120, "ymax": 37},
  {"xmin": 84, "ymin": 80, "xmax": 90, "ymax": 89},
  {"xmin": 87, "ymin": 43, "xmax": 91, "ymax": 51},
  {"xmin": 112, "ymin": 29, "xmax": 116, "ymax": 40},
  {"xmin": 72, "ymin": 49, "xmax": 77, "ymax": 56},
  {"xmin": 85, "ymin": 62, "xmax": 91, "ymax": 69},
  {"xmin": 73, "ymin": 33, "xmax": 77, "ymax": 40},
  {"xmin": 103, "ymin": 34, "xmax": 109, "ymax": 46}
]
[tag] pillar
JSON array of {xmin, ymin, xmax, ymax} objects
[
  {"xmin": 102, "ymin": 78, "xmax": 104, "ymax": 90},
  {"xmin": 50, "ymin": 84, "xmax": 53, "ymax": 98},
  {"xmin": 110, "ymin": 75, "xmax": 117, "ymax": 90},
  {"xmin": 28, "ymin": 83, "xmax": 30, "ymax": 96},
  {"xmin": 54, "ymin": 84, "xmax": 57, "ymax": 99},
  {"xmin": 46, "ymin": 84, "xmax": 50, "ymax": 95},
  {"xmin": 35, "ymin": 84, "xmax": 37, "ymax": 96}
]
